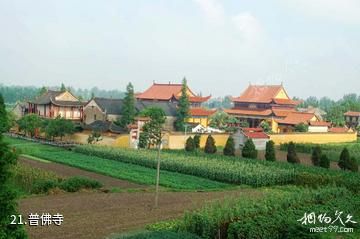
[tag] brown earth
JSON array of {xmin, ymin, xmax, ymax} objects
[
  {"xmin": 19, "ymin": 156, "xmax": 148, "ymax": 190},
  {"xmin": 19, "ymin": 189, "xmax": 262, "ymax": 239}
]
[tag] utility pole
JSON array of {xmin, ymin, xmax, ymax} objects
[{"xmin": 154, "ymin": 140, "xmax": 161, "ymax": 208}]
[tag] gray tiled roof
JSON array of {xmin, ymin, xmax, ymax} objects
[
  {"xmin": 136, "ymin": 100, "xmax": 177, "ymax": 117},
  {"xmin": 29, "ymin": 90, "xmax": 84, "ymax": 106},
  {"xmin": 93, "ymin": 98, "xmax": 123, "ymax": 115}
]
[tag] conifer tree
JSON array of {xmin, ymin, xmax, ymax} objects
[
  {"xmin": 204, "ymin": 134, "xmax": 217, "ymax": 154},
  {"xmin": 265, "ymin": 140, "xmax": 276, "ymax": 161},
  {"xmin": 119, "ymin": 83, "xmax": 136, "ymax": 128},
  {"xmin": 338, "ymin": 147, "xmax": 350, "ymax": 170},
  {"xmin": 348, "ymin": 157, "xmax": 359, "ymax": 172},
  {"xmin": 174, "ymin": 78, "xmax": 190, "ymax": 131},
  {"xmin": 311, "ymin": 146, "xmax": 322, "ymax": 166},
  {"xmin": 60, "ymin": 83, "xmax": 66, "ymax": 92},
  {"xmin": 287, "ymin": 141, "xmax": 300, "ymax": 164},
  {"xmin": 223, "ymin": 136, "xmax": 235, "ymax": 156},
  {"xmin": 242, "ymin": 139, "xmax": 257, "ymax": 159},
  {"xmin": 193, "ymin": 134, "xmax": 201, "ymax": 149},
  {"xmin": 319, "ymin": 154, "xmax": 330, "ymax": 169},
  {"xmin": 185, "ymin": 137, "xmax": 195, "ymax": 152}
]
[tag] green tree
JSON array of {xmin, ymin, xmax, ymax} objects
[
  {"xmin": 17, "ymin": 114, "xmax": 42, "ymax": 137},
  {"xmin": 338, "ymin": 147, "xmax": 350, "ymax": 170},
  {"xmin": 38, "ymin": 86, "xmax": 47, "ymax": 96},
  {"xmin": 0, "ymin": 97, "xmax": 28, "ymax": 238},
  {"xmin": 174, "ymin": 78, "xmax": 190, "ymax": 131},
  {"xmin": 60, "ymin": 83, "xmax": 66, "ymax": 92},
  {"xmin": 223, "ymin": 136, "xmax": 235, "ymax": 156},
  {"xmin": 319, "ymin": 154, "xmax": 330, "ymax": 169},
  {"xmin": 0, "ymin": 94, "xmax": 10, "ymax": 132},
  {"xmin": 185, "ymin": 137, "xmax": 195, "ymax": 152},
  {"xmin": 311, "ymin": 146, "xmax": 322, "ymax": 166},
  {"xmin": 348, "ymin": 157, "xmax": 358, "ymax": 172},
  {"xmin": 87, "ymin": 130, "xmax": 102, "ymax": 144},
  {"xmin": 265, "ymin": 140, "xmax": 276, "ymax": 161},
  {"xmin": 119, "ymin": 83, "xmax": 136, "ymax": 128},
  {"xmin": 204, "ymin": 134, "xmax": 217, "ymax": 154},
  {"xmin": 260, "ymin": 121, "xmax": 271, "ymax": 133},
  {"xmin": 287, "ymin": 142, "xmax": 300, "ymax": 164},
  {"xmin": 209, "ymin": 111, "xmax": 240, "ymax": 132},
  {"xmin": 242, "ymin": 139, "xmax": 257, "ymax": 159},
  {"xmin": 294, "ymin": 123, "xmax": 308, "ymax": 132},
  {"xmin": 43, "ymin": 116, "xmax": 74, "ymax": 140},
  {"xmin": 193, "ymin": 134, "xmax": 201, "ymax": 149},
  {"xmin": 138, "ymin": 132, "xmax": 149, "ymax": 149}
]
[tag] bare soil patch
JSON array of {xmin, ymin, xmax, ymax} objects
[{"xmin": 19, "ymin": 189, "xmax": 262, "ymax": 239}]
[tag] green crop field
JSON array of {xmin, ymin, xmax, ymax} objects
[
  {"xmin": 146, "ymin": 186, "xmax": 360, "ymax": 239},
  {"xmin": 280, "ymin": 141, "xmax": 360, "ymax": 163},
  {"xmin": 5, "ymin": 136, "xmax": 230, "ymax": 190},
  {"xmin": 74, "ymin": 144, "xmax": 360, "ymax": 192}
]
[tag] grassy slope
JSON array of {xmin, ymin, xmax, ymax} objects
[{"xmin": 5, "ymin": 137, "xmax": 230, "ymax": 190}]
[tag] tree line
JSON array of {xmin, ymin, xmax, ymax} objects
[
  {"xmin": 296, "ymin": 93, "xmax": 360, "ymax": 126},
  {"xmin": 0, "ymin": 83, "xmax": 125, "ymax": 104}
]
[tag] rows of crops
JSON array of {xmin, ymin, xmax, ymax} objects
[
  {"xmin": 5, "ymin": 137, "xmax": 229, "ymax": 190},
  {"xmin": 280, "ymin": 141, "xmax": 360, "ymax": 162},
  {"xmin": 74, "ymin": 145, "xmax": 360, "ymax": 191},
  {"xmin": 148, "ymin": 186, "xmax": 360, "ymax": 239},
  {"xmin": 75, "ymin": 145, "xmax": 296, "ymax": 187}
]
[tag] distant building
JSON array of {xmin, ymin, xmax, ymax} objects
[
  {"xmin": 225, "ymin": 84, "xmax": 321, "ymax": 133},
  {"xmin": 233, "ymin": 128, "xmax": 269, "ymax": 150},
  {"xmin": 344, "ymin": 111, "xmax": 360, "ymax": 128},
  {"xmin": 83, "ymin": 97, "xmax": 123, "ymax": 125},
  {"xmin": 136, "ymin": 82, "xmax": 215, "ymax": 127},
  {"xmin": 11, "ymin": 102, "xmax": 28, "ymax": 120},
  {"xmin": 28, "ymin": 90, "xmax": 84, "ymax": 121}
]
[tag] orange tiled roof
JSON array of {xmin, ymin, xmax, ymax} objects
[
  {"xmin": 272, "ymin": 98, "xmax": 301, "ymax": 105},
  {"xmin": 136, "ymin": 83, "xmax": 184, "ymax": 100},
  {"xmin": 136, "ymin": 83, "xmax": 210, "ymax": 103},
  {"xmin": 344, "ymin": 111, "xmax": 360, "ymax": 117},
  {"xmin": 232, "ymin": 85, "xmax": 287, "ymax": 103},
  {"xmin": 329, "ymin": 127, "xmax": 352, "ymax": 133},
  {"xmin": 224, "ymin": 108, "xmax": 273, "ymax": 116},
  {"xmin": 272, "ymin": 108, "xmax": 296, "ymax": 117},
  {"xmin": 189, "ymin": 108, "xmax": 216, "ymax": 116},
  {"xmin": 276, "ymin": 112, "xmax": 317, "ymax": 125},
  {"xmin": 309, "ymin": 121, "xmax": 331, "ymax": 127}
]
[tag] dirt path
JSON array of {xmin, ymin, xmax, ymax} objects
[
  {"xmin": 19, "ymin": 189, "xmax": 262, "ymax": 239},
  {"xmin": 19, "ymin": 156, "xmax": 148, "ymax": 190}
]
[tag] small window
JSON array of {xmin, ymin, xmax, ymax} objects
[{"xmin": 94, "ymin": 114, "xmax": 96, "ymax": 121}]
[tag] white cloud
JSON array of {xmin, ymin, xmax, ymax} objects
[
  {"xmin": 194, "ymin": 0, "xmax": 225, "ymax": 25},
  {"xmin": 232, "ymin": 12, "xmax": 263, "ymax": 42},
  {"xmin": 279, "ymin": 0, "xmax": 360, "ymax": 25}
]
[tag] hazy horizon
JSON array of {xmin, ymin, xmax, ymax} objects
[{"xmin": 1, "ymin": 0, "xmax": 359, "ymax": 100}]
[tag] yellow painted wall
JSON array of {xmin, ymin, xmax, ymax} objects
[
  {"xmin": 274, "ymin": 88, "xmax": 289, "ymax": 99},
  {"xmin": 270, "ymin": 132, "xmax": 357, "ymax": 145},
  {"xmin": 166, "ymin": 133, "xmax": 229, "ymax": 149},
  {"xmin": 113, "ymin": 135, "xmax": 130, "ymax": 148},
  {"xmin": 186, "ymin": 117, "xmax": 209, "ymax": 127}
]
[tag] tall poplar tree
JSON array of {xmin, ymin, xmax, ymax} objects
[
  {"xmin": 175, "ymin": 78, "xmax": 190, "ymax": 131},
  {"xmin": 119, "ymin": 83, "xmax": 136, "ymax": 128}
]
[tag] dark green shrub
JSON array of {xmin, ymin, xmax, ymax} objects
[
  {"xmin": 32, "ymin": 180, "xmax": 58, "ymax": 194},
  {"xmin": 204, "ymin": 135, "xmax": 216, "ymax": 154},
  {"xmin": 338, "ymin": 147, "xmax": 350, "ymax": 170},
  {"xmin": 265, "ymin": 140, "xmax": 276, "ymax": 161},
  {"xmin": 311, "ymin": 146, "xmax": 322, "ymax": 166},
  {"xmin": 185, "ymin": 137, "xmax": 195, "ymax": 152},
  {"xmin": 294, "ymin": 123, "xmax": 308, "ymax": 132},
  {"xmin": 59, "ymin": 177, "xmax": 102, "ymax": 192},
  {"xmin": 116, "ymin": 231, "xmax": 201, "ymax": 239},
  {"xmin": 242, "ymin": 139, "xmax": 257, "ymax": 159},
  {"xmin": 319, "ymin": 154, "xmax": 330, "ymax": 169},
  {"xmin": 223, "ymin": 136, "xmax": 235, "ymax": 156},
  {"xmin": 193, "ymin": 134, "xmax": 201, "ymax": 149},
  {"xmin": 287, "ymin": 142, "xmax": 300, "ymax": 164},
  {"xmin": 348, "ymin": 157, "xmax": 358, "ymax": 172}
]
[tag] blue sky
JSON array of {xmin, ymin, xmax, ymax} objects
[{"xmin": 0, "ymin": 0, "xmax": 359, "ymax": 99}]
